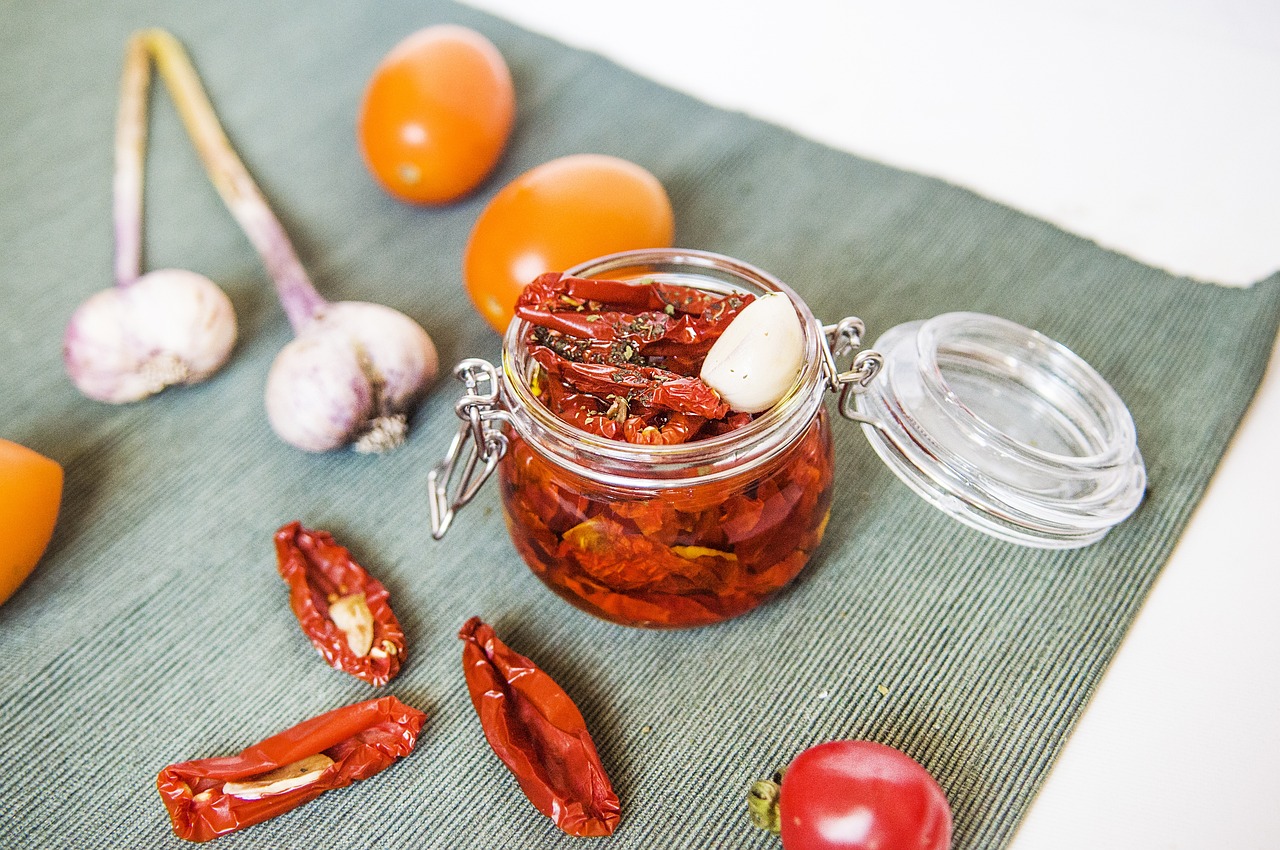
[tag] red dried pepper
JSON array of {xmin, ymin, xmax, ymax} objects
[
  {"xmin": 157, "ymin": 696, "xmax": 426, "ymax": 842},
  {"xmin": 274, "ymin": 522, "xmax": 405, "ymax": 686},
  {"xmin": 459, "ymin": 617, "xmax": 620, "ymax": 837}
]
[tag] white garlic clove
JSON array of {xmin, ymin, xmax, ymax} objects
[
  {"xmin": 699, "ymin": 292, "xmax": 804, "ymax": 414},
  {"xmin": 63, "ymin": 268, "xmax": 237, "ymax": 403},
  {"xmin": 264, "ymin": 301, "xmax": 439, "ymax": 453}
]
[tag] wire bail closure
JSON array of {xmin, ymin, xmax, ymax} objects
[
  {"xmin": 428, "ymin": 358, "xmax": 512, "ymax": 539},
  {"xmin": 820, "ymin": 317, "xmax": 884, "ymax": 422}
]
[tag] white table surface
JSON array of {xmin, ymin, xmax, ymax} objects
[{"xmin": 461, "ymin": 2, "xmax": 1280, "ymax": 847}]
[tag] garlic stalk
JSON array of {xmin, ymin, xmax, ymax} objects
[
  {"xmin": 76, "ymin": 30, "xmax": 438, "ymax": 451},
  {"xmin": 156, "ymin": 28, "xmax": 440, "ymax": 452},
  {"xmin": 64, "ymin": 30, "xmax": 236, "ymax": 403}
]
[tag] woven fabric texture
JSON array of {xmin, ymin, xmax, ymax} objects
[{"xmin": 2, "ymin": 1, "xmax": 1278, "ymax": 848}]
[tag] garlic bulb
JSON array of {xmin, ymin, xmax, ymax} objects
[
  {"xmin": 65, "ymin": 32, "xmax": 243, "ymax": 404},
  {"xmin": 265, "ymin": 302, "xmax": 439, "ymax": 453},
  {"xmin": 63, "ymin": 269, "xmax": 237, "ymax": 403},
  {"xmin": 95, "ymin": 31, "xmax": 441, "ymax": 452},
  {"xmin": 699, "ymin": 292, "xmax": 804, "ymax": 413}
]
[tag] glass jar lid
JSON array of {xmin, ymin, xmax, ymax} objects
[{"xmin": 853, "ymin": 312, "xmax": 1146, "ymax": 548}]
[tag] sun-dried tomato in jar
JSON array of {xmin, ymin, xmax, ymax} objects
[
  {"xmin": 432, "ymin": 250, "xmax": 850, "ymax": 628},
  {"xmin": 499, "ymin": 408, "xmax": 833, "ymax": 627}
]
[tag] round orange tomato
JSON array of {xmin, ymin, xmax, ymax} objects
[
  {"xmin": 359, "ymin": 25, "xmax": 515, "ymax": 205},
  {"xmin": 0, "ymin": 439, "xmax": 63, "ymax": 606},
  {"xmin": 463, "ymin": 154, "xmax": 675, "ymax": 333}
]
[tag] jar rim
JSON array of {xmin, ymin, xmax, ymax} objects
[
  {"xmin": 498, "ymin": 248, "xmax": 828, "ymax": 489},
  {"xmin": 914, "ymin": 312, "xmax": 1138, "ymax": 471}
]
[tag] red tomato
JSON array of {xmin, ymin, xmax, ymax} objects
[
  {"xmin": 0, "ymin": 439, "xmax": 63, "ymax": 606},
  {"xmin": 359, "ymin": 25, "xmax": 515, "ymax": 205},
  {"xmin": 462, "ymin": 153, "xmax": 675, "ymax": 333},
  {"xmin": 779, "ymin": 740, "xmax": 952, "ymax": 850}
]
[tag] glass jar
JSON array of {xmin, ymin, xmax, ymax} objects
[
  {"xmin": 430, "ymin": 249, "xmax": 1146, "ymax": 628},
  {"xmin": 433, "ymin": 250, "xmax": 847, "ymax": 627}
]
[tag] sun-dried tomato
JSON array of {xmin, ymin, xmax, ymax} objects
[
  {"xmin": 518, "ymin": 273, "xmax": 754, "ymax": 444},
  {"xmin": 499, "ymin": 411, "xmax": 834, "ymax": 627},
  {"xmin": 504, "ymin": 271, "xmax": 834, "ymax": 627},
  {"xmin": 517, "ymin": 271, "xmax": 732, "ymax": 317},
  {"xmin": 516, "ymin": 273, "xmax": 750, "ymax": 354},
  {"xmin": 531, "ymin": 347, "xmax": 729, "ymax": 421},
  {"xmin": 459, "ymin": 617, "xmax": 620, "ymax": 837},
  {"xmin": 274, "ymin": 522, "xmax": 406, "ymax": 686},
  {"xmin": 157, "ymin": 696, "xmax": 425, "ymax": 842}
]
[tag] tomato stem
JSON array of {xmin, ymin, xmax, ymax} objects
[
  {"xmin": 116, "ymin": 29, "xmax": 327, "ymax": 330},
  {"xmin": 747, "ymin": 770, "xmax": 784, "ymax": 835}
]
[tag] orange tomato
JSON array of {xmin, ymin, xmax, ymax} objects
[
  {"xmin": 463, "ymin": 154, "xmax": 675, "ymax": 333},
  {"xmin": 359, "ymin": 25, "xmax": 515, "ymax": 205},
  {"xmin": 0, "ymin": 439, "xmax": 63, "ymax": 606}
]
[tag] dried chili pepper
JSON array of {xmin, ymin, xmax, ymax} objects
[
  {"xmin": 459, "ymin": 617, "xmax": 620, "ymax": 837},
  {"xmin": 274, "ymin": 522, "xmax": 405, "ymax": 686},
  {"xmin": 157, "ymin": 696, "xmax": 426, "ymax": 842}
]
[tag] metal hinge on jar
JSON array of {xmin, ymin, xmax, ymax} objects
[
  {"xmin": 427, "ymin": 359, "xmax": 512, "ymax": 539},
  {"xmin": 820, "ymin": 317, "xmax": 885, "ymax": 422}
]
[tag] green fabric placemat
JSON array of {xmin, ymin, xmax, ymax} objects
[{"xmin": 2, "ymin": 1, "xmax": 1278, "ymax": 847}]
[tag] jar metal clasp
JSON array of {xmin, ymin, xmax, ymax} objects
[
  {"xmin": 820, "ymin": 317, "xmax": 885, "ymax": 425},
  {"xmin": 427, "ymin": 358, "xmax": 512, "ymax": 539}
]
